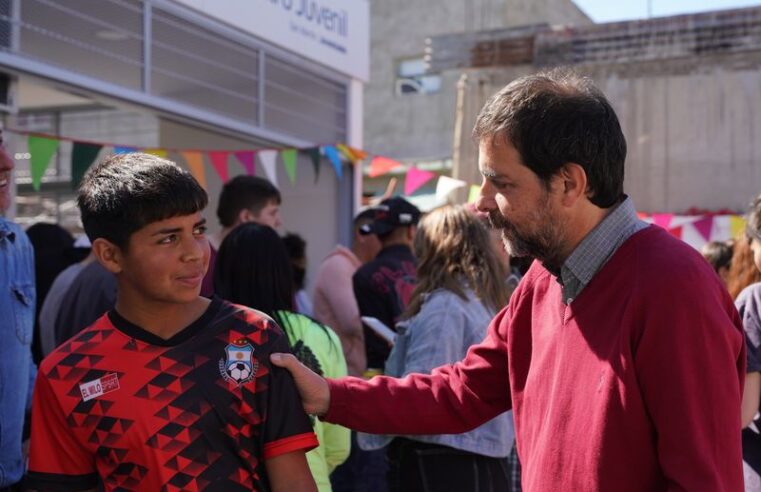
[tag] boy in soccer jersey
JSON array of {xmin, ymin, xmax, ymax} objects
[{"xmin": 25, "ymin": 153, "xmax": 318, "ymax": 492}]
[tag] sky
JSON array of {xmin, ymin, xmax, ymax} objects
[{"xmin": 572, "ymin": 0, "xmax": 761, "ymax": 22}]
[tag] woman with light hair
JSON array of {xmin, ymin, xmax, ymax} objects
[{"xmin": 362, "ymin": 204, "xmax": 516, "ymax": 492}]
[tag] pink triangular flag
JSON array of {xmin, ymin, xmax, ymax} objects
[
  {"xmin": 692, "ymin": 216, "xmax": 714, "ymax": 242},
  {"xmin": 208, "ymin": 151, "xmax": 230, "ymax": 183},
  {"xmin": 651, "ymin": 213, "xmax": 673, "ymax": 230},
  {"xmin": 404, "ymin": 167, "xmax": 436, "ymax": 195},
  {"xmin": 234, "ymin": 151, "xmax": 255, "ymax": 176}
]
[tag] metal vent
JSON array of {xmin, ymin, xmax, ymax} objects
[
  {"xmin": 265, "ymin": 54, "xmax": 347, "ymax": 144},
  {"xmin": 17, "ymin": 0, "xmax": 144, "ymax": 89},
  {"xmin": 150, "ymin": 7, "xmax": 260, "ymax": 125}
]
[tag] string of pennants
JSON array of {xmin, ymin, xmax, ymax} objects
[
  {"xmin": 12, "ymin": 128, "xmax": 368, "ymax": 191},
  {"xmin": 14, "ymin": 128, "xmax": 747, "ymax": 251},
  {"xmin": 638, "ymin": 212, "xmax": 746, "ymax": 250},
  {"xmin": 16, "ymin": 127, "xmax": 477, "ymax": 203},
  {"xmin": 369, "ymin": 155, "xmax": 477, "ymax": 202}
]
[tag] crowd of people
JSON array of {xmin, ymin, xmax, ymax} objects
[{"xmin": 1, "ymin": 69, "xmax": 761, "ymax": 491}]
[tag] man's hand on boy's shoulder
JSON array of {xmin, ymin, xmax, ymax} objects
[{"xmin": 270, "ymin": 353, "xmax": 330, "ymax": 416}]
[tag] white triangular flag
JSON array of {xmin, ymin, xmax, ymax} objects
[
  {"xmin": 435, "ymin": 175, "xmax": 467, "ymax": 201},
  {"xmin": 257, "ymin": 150, "xmax": 278, "ymax": 187}
]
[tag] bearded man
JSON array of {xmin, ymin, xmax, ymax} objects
[{"xmin": 270, "ymin": 70, "xmax": 746, "ymax": 492}]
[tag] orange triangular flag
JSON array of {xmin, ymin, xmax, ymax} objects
[
  {"xmin": 368, "ymin": 156, "xmax": 402, "ymax": 178},
  {"xmin": 180, "ymin": 151, "xmax": 207, "ymax": 190}
]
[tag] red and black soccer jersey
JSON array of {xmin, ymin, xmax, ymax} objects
[{"xmin": 26, "ymin": 297, "xmax": 317, "ymax": 491}]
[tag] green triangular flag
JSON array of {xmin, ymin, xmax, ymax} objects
[
  {"xmin": 71, "ymin": 142, "xmax": 103, "ymax": 189},
  {"xmin": 302, "ymin": 147, "xmax": 321, "ymax": 183},
  {"xmin": 28, "ymin": 135, "xmax": 60, "ymax": 191},
  {"xmin": 281, "ymin": 149, "xmax": 297, "ymax": 184}
]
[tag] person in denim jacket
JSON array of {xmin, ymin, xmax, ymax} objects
[
  {"xmin": 360, "ymin": 205, "xmax": 514, "ymax": 492},
  {"xmin": 0, "ymin": 132, "xmax": 37, "ymax": 489}
]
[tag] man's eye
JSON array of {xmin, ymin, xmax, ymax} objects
[
  {"xmin": 158, "ymin": 235, "xmax": 176, "ymax": 244},
  {"xmin": 194, "ymin": 226, "xmax": 207, "ymax": 235}
]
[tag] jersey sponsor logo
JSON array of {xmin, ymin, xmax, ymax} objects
[
  {"xmin": 79, "ymin": 373, "xmax": 120, "ymax": 402},
  {"xmin": 219, "ymin": 340, "xmax": 257, "ymax": 385}
]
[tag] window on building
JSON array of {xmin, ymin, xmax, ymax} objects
[{"xmin": 395, "ymin": 57, "xmax": 440, "ymax": 96}]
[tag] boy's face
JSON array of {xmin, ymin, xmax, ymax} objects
[
  {"xmin": 114, "ymin": 212, "xmax": 210, "ymax": 306},
  {"xmin": 251, "ymin": 200, "xmax": 282, "ymax": 229}
]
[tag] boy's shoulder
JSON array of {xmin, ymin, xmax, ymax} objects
[
  {"xmin": 40, "ymin": 313, "xmax": 116, "ymax": 375},
  {"xmin": 214, "ymin": 300, "xmax": 288, "ymax": 349}
]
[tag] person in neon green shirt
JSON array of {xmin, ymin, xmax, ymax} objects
[{"xmin": 214, "ymin": 222, "xmax": 350, "ymax": 491}]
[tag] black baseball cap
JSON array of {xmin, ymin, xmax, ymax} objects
[{"xmin": 359, "ymin": 197, "xmax": 421, "ymax": 236}]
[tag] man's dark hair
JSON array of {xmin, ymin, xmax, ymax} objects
[
  {"xmin": 216, "ymin": 176, "xmax": 281, "ymax": 228},
  {"xmin": 473, "ymin": 69, "xmax": 626, "ymax": 208},
  {"xmin": 77, "ymin": 153, "xmax": 208, "ymax": 249}
]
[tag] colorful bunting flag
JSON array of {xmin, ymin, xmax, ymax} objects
[
  {"xmin": 651, "ymin": 213, "xmax": 673, "ymax": 230},
  {"xmin": 323, "ymin": 145, "xmax": 343, "ymax": 180},
  {"xmin": 303, "ymin": 148, "xmax": 321, "ymax": 183},
  {"xmin": 28, "ymin": 135, "xmax": 60, "ymax": 191},
  {"xmin": 180, "ymin": 151, "xmax": 207, "ymax": 189},
  {"xmin": 668, "ymin": 226, "xmax": 683, "ymax": 239},
  {"xmin": 337, "ymin": 144, "xmax": 367, "ymax": 162},
  {"xmin": 71, "ymin": 142, "xmax": 103, "ymax": 189},
  {"xmin": 114, "ymin": 146, "xmax": 137, "ymax": 154},
  {"xmin": 368, "ymin": 156, "xmax": 402, "ymax": 178},
  {"xmin": 468, "ymin": 185, "xmax": 481, "ymax": 204},
  {"xmin": 144, "ymin": 148, "xmax": 167, "ymax": 158},
  {"xmin": 404, "ymin": 167, "xmax": 436, "ymax": 196},
  {"xmin": 730, "ymin": 215, "xmax": 746, "ymax": 239},
  {"xmin": 435, "ymin": 175, "xmax": 467, "ymax": 201},
  {"xmin": 258, "ymin": 150, "xmax": 278, "ymax": 187},
  {"xmin": 691, "ymin": 216, "xmax": 714, "ymax": 242},
  {"xmin": 234, "ymin": 151, "xmax": 256, "ymax": 176},
  {"xmin": 208, "ymin": 151, "xmax": 230, "ymax": 183},
  {"xmin": 281, "ymin": 149, "xmax": 298, "ymax": 184}
]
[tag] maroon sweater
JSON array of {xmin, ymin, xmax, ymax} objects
[{"xmin": 325, "ymin": 226, "xmax": 745, "ymax": 491}]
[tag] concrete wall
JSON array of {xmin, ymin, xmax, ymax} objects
[
  {"xmin": 365, "ymin": 0, "xmax": 590, "ymax": 161},
  {"xmin": 453, "ymin": 56, "xmax": 761, "ymax": 213}
]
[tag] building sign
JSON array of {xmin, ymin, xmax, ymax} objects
[{"xmin": 172, "ymin": 0, "xmax": 369, "ymax": 81}]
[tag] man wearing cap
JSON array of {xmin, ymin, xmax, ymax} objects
[
  {"xmin": 353, "ymin": 196, "xmax": 421, "ymax": 372},
  {"xmin": 0, "ymin": 131, "xmax": 37, "ymax": 491}
]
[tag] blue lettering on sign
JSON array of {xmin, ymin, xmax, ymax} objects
[{"xmin": 267, "ymin": 0, "xmax": 348, "ymax": 37}]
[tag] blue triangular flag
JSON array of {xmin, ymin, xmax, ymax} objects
[
  {"xmin": 114, "ymin": 146, "xmax": 138, "ymax": 154},
  {"xmin": 323, "ymin": 145, "xmax": 343, "ymax": 180}
]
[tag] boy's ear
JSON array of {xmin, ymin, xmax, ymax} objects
[
  {"xmin": 91, "ymin": 238, "xmax": 124, "ymax": 274},
  {"xmin": 237, "ymin": 208, "xmax": 255, "ymax": 226}
]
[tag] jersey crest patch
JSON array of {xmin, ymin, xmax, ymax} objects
[{"xmin": 220, "ymin": 340, "xmax": 257, "ymax": 385}]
